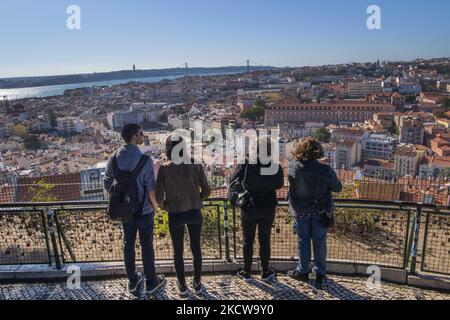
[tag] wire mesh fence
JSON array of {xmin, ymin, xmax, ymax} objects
[
  {"xmin": 232, "ymin": 203, "xmax": 411, "ymax": 269},
  {"xmin": 0, "ymin": 209, "xmax": 51, "ymax": 265},
  {"xmin": 420, "ymin": 210, "xmax": 450, "ymax": 275},
  {"xmin": 52, "ymin": 205, "xmax": 222, "ymax": 263},
  {"xmin": 0, "ymin": 200, "xmax": 449, "ymax": 278}
]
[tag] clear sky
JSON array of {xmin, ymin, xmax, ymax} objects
[{"xmin": 1, "ymin": 0, "xmax": 449, "ymax": 78}]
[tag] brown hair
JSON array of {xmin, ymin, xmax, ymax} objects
[{"xmin": 292, "ymin": 137, "xmax": 324, "ymax": 161}]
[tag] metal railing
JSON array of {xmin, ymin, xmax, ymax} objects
[{"xmin": 0, "ymin": 199, "xmax": 449, "ymax": 277}]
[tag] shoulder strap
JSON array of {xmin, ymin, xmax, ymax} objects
[
  {"xmin": 112, "ymin": 152, "xmax": 121, "ymax": 176},
  {"xmin": 131, "ymin": 155, "xmax": 150, "ymax": 180}
]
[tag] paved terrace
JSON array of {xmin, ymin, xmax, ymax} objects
[{"xmin": 2, "ymin": 274, "xmax": 449, "ymax": 300}]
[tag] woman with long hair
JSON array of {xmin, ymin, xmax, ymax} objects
[{"xmin": 155, "ymin": 136, "xmax": 211, "ymax": 296}]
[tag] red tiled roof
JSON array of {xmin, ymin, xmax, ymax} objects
[{"xmin": 17, "ymin": 173, "xmax": 81, "ymax": 202}]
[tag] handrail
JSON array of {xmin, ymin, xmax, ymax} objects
[{"xmin": 2, "ymin": 198, "xmax": 450, "ymax": 212}]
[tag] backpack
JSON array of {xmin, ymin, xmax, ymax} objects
[
  {"xmin": 107, "ymin": 153, "xmax": 150, "ymax": 222},
  {"xmin": 228, "ymin": 163, "xmax": 254, "ymax": 208}
]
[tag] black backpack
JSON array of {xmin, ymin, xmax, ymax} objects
[{"xmin": 107, "ymin": 153, "xmax": 149, "ymax": 222}]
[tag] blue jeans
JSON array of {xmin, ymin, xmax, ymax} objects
[
  {"xmin": 294, "ymin": 214, "xmax": 327, "ymax": 276},
  {"xmin": 122, "ymin": 214, "xmax": 156, "ymax": 285}
]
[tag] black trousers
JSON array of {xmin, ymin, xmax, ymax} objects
[
  {"xmin": 168, "ymin": 209, "xmax": 203, "ymax": 284},
  {"xmin": 241, "ymin": 206, "xmax": 276, "ymax": 273}
]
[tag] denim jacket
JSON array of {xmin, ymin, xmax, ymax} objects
[{"xmin": 288, "ymin": 159, "xmax": 342, "ymax": 216}]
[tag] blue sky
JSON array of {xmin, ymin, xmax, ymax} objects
[{"xmin": 1, "ymin": 0, "xmax": 449, "ymax": 78}]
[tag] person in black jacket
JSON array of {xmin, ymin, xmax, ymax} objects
[
  {"xmin": 229, "ymin": 138, "xmax": 284, "ymax": 282},
  {"xmin": 287, "ymin": 137, "xmax": 342, "ymax": 290}
]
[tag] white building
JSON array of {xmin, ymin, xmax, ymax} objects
[
  {"xmin": 56, "ymin": 117, "xmax": 85, "ymax": 134},
  {"xmin": 361, "ymin": 132, "xmax": 398, "ymax": 160},
  {"xmin": 130, "ymin": 103, "xmax": 166, "ymax": 122},
  {"xmin": 348, "ymin": 81, "xmax": 382, "ymax": 98},
  {"xmin": 107, "ymin": 110, "xmax": 144, "ymax": 131}
]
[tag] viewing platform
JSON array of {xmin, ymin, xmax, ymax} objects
[{"xmin": 1, "ymin": 198, "xmax": 449, "ymax": 300}]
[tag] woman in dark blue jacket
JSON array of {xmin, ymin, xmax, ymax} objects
[{"xmin": 287, "ymin": 137, "xmax": 342, "ymax": 289}]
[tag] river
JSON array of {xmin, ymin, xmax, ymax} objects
[{"xmin": 0, "ymin": 75, "xmax": 183, "ymax": 101}]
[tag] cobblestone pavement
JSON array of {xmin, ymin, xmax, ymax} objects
[{"xmin": 1, "ymin": 274, "xmax": 449, "ymax": 300}]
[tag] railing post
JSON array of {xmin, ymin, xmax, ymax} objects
[
  {"xmin": 223, "ymin": 201, "xmax": 232, "ymax": 262},
  {"xmin": 410, "ymin": 204, "xmax": 422, "ymax": 275},
  {"xmin": 47, "ymin": 208, "xmax": 62, "ymax": 270}
]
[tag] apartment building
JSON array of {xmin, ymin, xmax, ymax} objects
[
  {"xmin": 107, "ymin": 109, "xmax": 144, "ymax": 131},
  {"xmin": 431, "ymin": 133, "xmax": 450, "ymax": 156},
  {"xmin": 56, "ymin": 117, "xmax": 85, "ymax": 135},
  {"xmin": 361, "ymin": 159, "xmax": 396, "ymax": 179},
  {"xmin": 361, "ymin": 132, "xmax": 398, "ymax": 160},
  {"xmin": 130, "ymin": 103, "xmax": 166, "ymax": 122},
  {"xmin": 347, "ymin": 81, "xmax": 383, "ymax": 98},
  {"xmin": 394, "ymin": 145, "xmax": 426, "ymax": 177},
  {"xmin": 391, "ymin": 92, "xmax": 405, "ymax": 109},
  {"xmin": 399, "ymin": 116, "xmax": 424, "ymax": 145},
  {"xmin": 335, "ymin": 139, "xmax": 361, "ymax": 170},
  {"xmin": 419, "ymin": 155, "xmax": 450, "ymax": 179}
]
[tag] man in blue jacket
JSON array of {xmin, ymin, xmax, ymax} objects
[{"xmin": 104, "ymin": 123, "xmax": 166, "ymax": 295}]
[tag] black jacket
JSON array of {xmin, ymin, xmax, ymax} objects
[
  {"xmin": 229, "ymin": 161, "xmax": 284, "ymax": 208},
  {"xmin": 288, "ymin": 160, "xmax": 342, "ymax": 213}
]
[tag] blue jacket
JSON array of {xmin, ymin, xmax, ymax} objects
[
  {"xmin": 288, "ymin": 159, "xmax": 342, "ymax": 215},
  {"xmin": 104, "ymin": 144, "xmax": 156, "ymax": 215}
]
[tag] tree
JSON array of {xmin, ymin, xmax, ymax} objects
[
  {"xmin": 405, "ymin": 94, "xmax": 417, "ymax": 104},
  {"xmin": 254, "ymin": 97, "xmax": 266, "ymax": 108},
  {"xmin": 48, "ymin": 110, "xmax": 57, "ymax": 129},
  {"xmin": 442, "ymin": 97, "xmax": 450, "ymax": 110},
  {"xmin": 240, "ymin": 106, "xmax": 265, "ymax": 121},
  {"xmin": 29, "ymin": 179, "xmax": 57, "ymax": 202},
  {"xmin": 314, "ymin": 127, "xmax": 331, "ymax": 143},
  {"xmin": 23, "ymin": 134, "xmax": 42, "ymax": 150}
]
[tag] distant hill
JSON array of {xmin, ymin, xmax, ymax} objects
[{"xmin": 0, "ymin": 66, "xmax": 277, "ymax": 89}]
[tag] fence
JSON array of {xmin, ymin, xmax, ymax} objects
[
  {"xmin": 1, "ymin": 199, "xmax": 449, "ymax": 277},
  {"xmin": 1, "ymin": 170, "xmax": 450, "ymax": 205}
]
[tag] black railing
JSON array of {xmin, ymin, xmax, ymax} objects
[{"xmin": 0, "ymin": 199, "xmax": 449, "ymax": 277}]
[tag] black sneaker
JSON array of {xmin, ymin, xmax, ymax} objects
[
  {"xmin": 315, "ymin": 274, "xmax": 326, "ymax": 290},
  {"xmin": 237, "ymin": 270, "xmax": 252, "ymax": 282},
  {"xmin": 178, "ymin": 282, "xmax": 188, "ymax": 296},
  {"xmin": 193, "ymin": 279, "xmax": 203, "ymax": 294},
  {"xmin": 287, "ymin": 270, "xmax": 310, "ymax": 283},
  {"xmin": 146, "ymin": 274, "xmax": 166, "ymax": 295},
  {"xmin": 261, "ymin": 269, "xmax": 277, "ymax": 282},
  {"xmin": 128, "ymin": 273, "xmax": 144, "ymax": 294}
]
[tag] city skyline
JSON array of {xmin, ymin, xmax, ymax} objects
[{"xmin": 1, "ymin": 0, "xmax": 450, "ymax": 78}]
